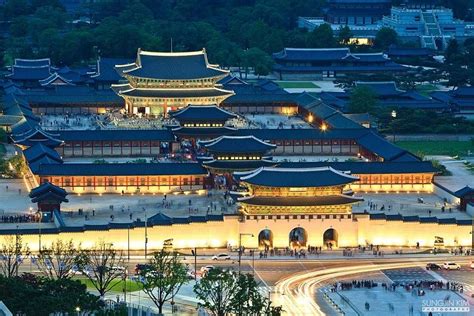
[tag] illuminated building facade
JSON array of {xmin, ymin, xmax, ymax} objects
[
  {"xmin": 112, "ymin": 49, "xmax": 234, "ymax": 116},
  {"xmin": 236, "ymin": 167, "xmax": 362, "ymax": 216},
  {"xmin": 199, "ymin": 135, "xmax": 278, "ymax": 174},
  {"xmin": 170, "ymin": 105, "xmax": 238, "ymax": 140},
  {"xmin": 35, "ymin": 163, "xmax": 208, "ymax": 194}
]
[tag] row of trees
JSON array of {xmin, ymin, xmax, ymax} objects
[
  {"xmin": 0, "ymin": 236, "xmax": 282, "ymax": 315},
  {"xmin": 0, "ymin": 0, "xmax": 403, "ymax": 75},
  {"xmin": 347, "ymin": 86, "xmax": 474, "ymax": 134}
]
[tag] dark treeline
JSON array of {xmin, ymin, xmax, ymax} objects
[
  {"xmin": 1, "ymin": 0, "xmax": 473, "ymax": 72},
  {"xmin": 0, "ymin": 0, "xmax": 329, "ymax": 71}
]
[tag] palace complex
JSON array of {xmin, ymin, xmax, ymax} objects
[{"xmin": 0, "ymin": 50, "xmax": 472, "ymax": 251}]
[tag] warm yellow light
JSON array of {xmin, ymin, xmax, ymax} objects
[
  {"xmin": 308, "ymin": 114, "xmax": 314, "ymax": 123},
  {"xmin": 320, "ymin": 123, "xmax": 328, "ymax": 131}
]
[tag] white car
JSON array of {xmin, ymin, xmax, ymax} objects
[
  {"xmin": 110, "ymin": 266, "xmax": 126, "ymax": 273},
  {"xmin": 212, "ymin": 253, "xmax": 231, "ymax": 261},
  {"xmin": 443, "ymin": 262, "xmax": 461, "ymax": 270},
  {"xmin": 69, "ymin": 266, "xmax": 92, "ymax": 276},
  {"xmin": 200, "ymin": 265, "xmax": 214, "ymax": 275}
]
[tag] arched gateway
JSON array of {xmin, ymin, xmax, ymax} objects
[
  {"xmin": 289, "ymin": 227, "xmax": 308, "ymax": 249},
  {"xmin": 258, "ymin": 229, "xmax": 273, "ymax": 250},
  {"xmin": 323, "ymin": 228, "xmax": 338, "ymax": 249}
]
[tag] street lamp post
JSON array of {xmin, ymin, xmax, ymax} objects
[
  {"xmin": 191, "ymin": 247, "xmax": 197, "ymax": 281},
  {"xmin": 391, "ymin": 110, "xmax": 397, "ymax": 142},
  {"xmin": 127, "ymin": 224, "xmax": 130, "ymax": 261},
  {"xmin": 144, "ymin": 208, "xmax": 148, "ymax": 259},
  {"xmin": 36, "ymin": 210, "xmax": 42, "ymax": 252},
  {"xmin": 238, "ymin": 233, "xmax": 254, "ymax": 274}
]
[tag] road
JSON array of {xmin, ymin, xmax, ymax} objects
[
  {"xmin": 272, "ymin": 258, "xmax": 474, "ymax": 315},
  {"xmin": 14, "ymin": 254, "xmax": 474, "ymax": 315}
]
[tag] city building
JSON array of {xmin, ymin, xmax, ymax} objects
[
  {"xmin": 20, "ymin": 85, "xmax": 124, "ymax": 115},
  {"xmin": 222, "ymin": 79, "xmax": 297, "ymax": 115},
  {"xmin": 89, "ymin": 57, "xmax": 133, "ymax": 90},
  {"xmin": 299, "ymin": 1, "xmax": 474, "ymax": 50},
  {"xmin": 324, "ymin": 0, "xmax": 391, "ymax": 25},
  {"xmin": 236, "ymin": 166, "xmax": 362, "ymax": 216},
  {"xmin": 272, "ymin": 48, "xmax": 407, "ymax": 80},
  {"xmin": 199, "ymin": 135, "xmax": 278, "ymax": 174},
  {"xmin": 170, "ymin": 105, "xmax": 238, "ymax": 140},
  {"xmin": 112, "ymin": 49, "xmax": 234, "ymax": 116},
  {"xmin": 318, "ymin": 81, "xmax": 448, "ymax": 112},
  {"xmin": 35, "ymin": 162, "xmax": 208, "ymax": 194},
  {"xmin": 382, "ymin": 6, "xmax": 474, "ymax": 50},
  {"xmin": 54, "ymin": 129, "xmax": 176, "ymax": 157},
  {"xmin": 430, "ymin": 87, "xmax": 474, "ymax": 116},
  {"xmin": 29, "ymin": 182, "xmax": 68, "ymax": 213},
  {"xmin": 6, "ymin": 58, "xmax": 53, "ymax": 88},
  {"xmin": 298, "ymin": 0, "xmax": 391, "ymax": 45}
]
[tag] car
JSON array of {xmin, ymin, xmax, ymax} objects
[
  {"xmin": 134, "ymin": 264, "xmax": 153, "ymax": 275},
  {"xmin": 200, "ymin": 265, "xmax": 214, "ymax": 276},
  {"xmin": 470, "ymin": 261, "xmax": 474, "ymax": 269},
  {"xmin": 426, "ymin": 263, "xmax": 441, "ymax": 270},
  {"xmin": 110, "ymin": 266, "xmax": 126, "ymax": 273},
  {"xmin": 68, "ymin": 265, "xmax": 92, "ymax": 277},
  {"xmin": 443, "ymin": 262, "xmax": 461, "ymax": 270},
  {"xmin": 212, "ymin": 253, "xmax": 231, "ymax": 261}
]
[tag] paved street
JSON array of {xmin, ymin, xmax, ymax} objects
[{"xmin": 12, "ymin": 251, "xmax": 474, "ymax": 315}]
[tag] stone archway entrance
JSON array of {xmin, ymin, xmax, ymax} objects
[
  {"xmin": 258, "ymin": 229, "xmax": 273, "ymax": 251},
  {"xmin": 323, "ymin": 228, "xmax": 338, "ymax": 249},
  {"xmin": 289, "ymin": 227, "xmax": 308, "ymax": 249}
]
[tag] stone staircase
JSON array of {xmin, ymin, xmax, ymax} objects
[{"xmin": 421, "ymin": 11, "xmax": 443, "ymax": 49}]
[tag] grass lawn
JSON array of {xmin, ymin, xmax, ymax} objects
[
  {"xmin": 395, "ymin": 141, "xmax": 474, "ymax": 157},
  {"xmin": 415, "ymin": 84, "xmax": 438, "ymax": 96},
  {"xmin": 276, "ymin": 81, "xmax": 319, "ymax": 89},
  {"xmin": 79, "ymin": 278, "xmax": 143, "ymax": 292}
]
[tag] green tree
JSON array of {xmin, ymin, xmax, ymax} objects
[
  {"xmin": 307, "ymin": 23, "xmax": 336, "ymax": 48},
  {"xmin": 374, "ymin": 27, "xmax": 398, "ymax": 50},
  {"xmin": 7, "ymin": 155, "xmax": 28, "ymax": 178},
  {"xmin": 0, "ymin": 273, "xmax": 102, "ymax": 315},
  {"xmin": 445, "ymin": 39, "xmax": 460, "ymax": 64},
  {"xmin": 140, "ymin": 250, "xmax": 189, "ymax": 315},
  {"xmin": 76, "ymin": 242, "xmax": 125, "ymax": 298},
  {"xmin": 445, "ymin": 63, "xmax": 469, "ymax": 89},
  {"xmin": 0, "ymin": 235, "xmax": 30, "ymax": 277},
  {"xmin": 232, "ymin": 273, "xmax": 270, "ymax": 315},
  {"xmin": 194, "ymin": 268, "xmax": 238, "ymax": 316},
  {"xmin": 338, "ymin": 25, "xmax": 353, "ymax": 45},
  {"xmin": 242, "ymin": 47, "xmax": 274, "ymax": 78},
  {"xmin": 0, "ymin": 129, "xmax": 7, "ymax": 143},
  {"xmin": 35, "ymin": 239, "xmax": 80, "ymax": 280},
  {"xmin": 349, "ymin": 86, "xmax": 378, "ymax": 113}
]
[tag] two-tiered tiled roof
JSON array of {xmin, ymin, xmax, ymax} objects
[
  {"xmin": 7, "ymin": 58, "xmax": 52, "ymax": 81},
  {"xmin": 236, "ymin": 166, "xmax": 359, "ymax": 187},
  {"xmin": 117, "ymin": 49, "xmax": 229, "ymax": 80},
  {"xmin": 238, "ymin": 195, "xmax": 363, "ymax": 206},
  {"xmin": 29, "ymin": 182, "xmax": 68, "ymax": 204}
]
